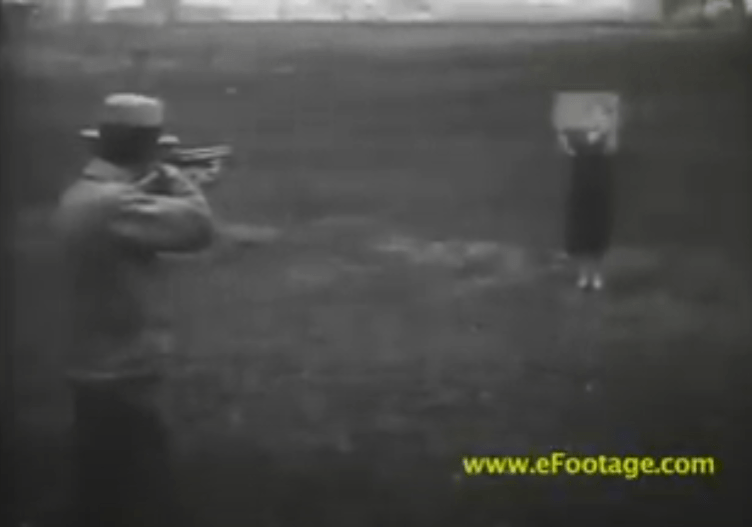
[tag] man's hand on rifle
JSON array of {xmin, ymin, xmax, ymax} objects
[
  {"xmin": 179, "ymin": 158, "xmax": 224, "ymax": 189},
  {"xmin": 160, "ymin": 145, "xmax": 232, "ymax": 190},
  {"xmin": 145, "ymin": 142, "xmax": 280, "ymax": 257}
]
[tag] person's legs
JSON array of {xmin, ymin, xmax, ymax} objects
[
  {"xmin": 576, "ymin": 256, "xmax": 591, "ymax": 289},
  {"xmin": 590, "ymin": 257, "xmax": 605, "ymax": 290},
  {"xmin": 68, "ymin": 374, "xmax": 178, "ymax": 527},
  {"xmin": 582, "ymin": 256, "xmax": 606, "ymax": 291},
  {"xmin": 575, "ymin": 256, "xmax": 605, "ymax": 291}
]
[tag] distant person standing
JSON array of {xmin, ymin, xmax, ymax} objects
[{"xmin": 558, "ymin": 107, "xmax": 614, "ymax": 291}]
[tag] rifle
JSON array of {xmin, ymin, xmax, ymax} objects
[
  {"xmin": 162, "ymin": 145, "xmax": 232, "ymax": 169},
  {"xmin": 153, "ymin": 144, "xmax": 265, "ymax": 249},
  {"xmin": 79, "ymin": 127, "xmax": 234, "ymax": 190},
  {"xmin": 161, "ymin": 144, "xmax": 233, "ymax": 189},
  {"xmin": 80, "ymin": 129, "xmax": 231, "ymax": 167},
  {"xmin": 146, "ymin": 144, "xmax": 267, "ymax": 249}
]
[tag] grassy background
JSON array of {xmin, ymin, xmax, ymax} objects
[{"xmin": 6, "ymin": 22, "xmax": 752, "ymax": 527}]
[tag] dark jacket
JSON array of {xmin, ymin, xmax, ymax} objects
[{"xmin": 562, "ymin": 131, "xmax": 614, "ymax": 258}]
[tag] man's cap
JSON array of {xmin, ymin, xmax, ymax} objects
[
  {"xmin": 80, "ymin": 93, "xmax": 178, "ymax": 145},
  {"xmin": 99, "ymin": 93, "xmax": 165, "ymax": 128}
]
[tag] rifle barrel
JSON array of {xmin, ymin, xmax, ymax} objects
[{"xmin": 167, "ymin": 145, "xmax": 232, "ymax": 165}]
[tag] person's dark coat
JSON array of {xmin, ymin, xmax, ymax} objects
[{"xmin": 563, "ymin": 130, "xmax": 614, "ymax": 259}]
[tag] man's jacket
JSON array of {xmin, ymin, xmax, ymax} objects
[{"xmin": 54, "ymin": 158, "xmax": 214, "ymax": 376}]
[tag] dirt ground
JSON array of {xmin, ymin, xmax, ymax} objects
[{"xmin": 5, "ymin": 23, "xmax": 752, "ymax": 527}]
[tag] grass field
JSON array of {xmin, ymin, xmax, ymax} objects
[{"xmin": 6, "ymin": 23, "xmax": 752, "ymax": 527}]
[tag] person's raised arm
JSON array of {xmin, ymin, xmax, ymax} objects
[
  {"xmin": 557, "ymin": 131, "xmax": 575, "ymax": 156},
  {"xmin": 106, "ymin": 170, "xmax": 215, "ymax": 253}
]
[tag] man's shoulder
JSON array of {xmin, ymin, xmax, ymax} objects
[
  {"xmin": 58, "ymin": 179, "xmax": 119, "ymax": 214},
  {"xmin": 54, "ymin": 175, "xmax": 133, "ymax": 236}
]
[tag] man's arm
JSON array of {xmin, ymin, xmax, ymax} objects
[{"xmin": 106, "ymin": 171, "xmax": 215, "ymax": 253}]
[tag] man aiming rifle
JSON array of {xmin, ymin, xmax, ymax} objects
[
  {"xmin": 79, "ymin": 125, "xmax": 262, "ymax": 250},
  {"xmin": 55, "ymin": 93, "xmax": 218, "ymax": 527}
]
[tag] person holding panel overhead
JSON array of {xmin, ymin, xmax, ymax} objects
[{"xmin": 557, "ymin": 104, "xmax": 615, "ymax": 291}]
